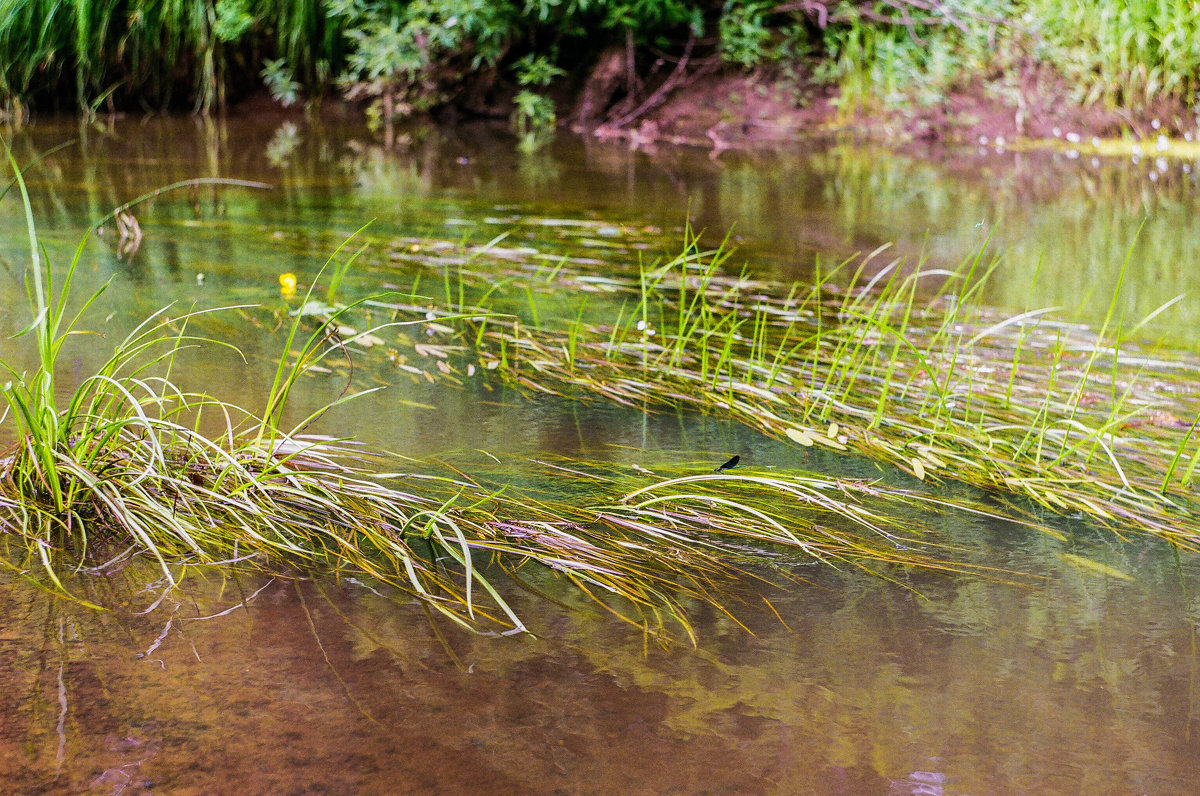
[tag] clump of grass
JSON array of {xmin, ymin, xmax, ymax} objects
[
  {"xmin": 0, "ymin": 152, "xmax": 508, "ymax": 628},
  {"xmin": 360, "ymin": 225, "xmax": 1200, "ymax": 545},
  {"xmin": 0, "ymin": 156, "xmax": 1010, "ymax": 641},
  {"xmin": 1034, "ymin": 0, "xmax": 1200, "ymax": 109},
  {"xmin": 0, "ymin": 0, "xmax": 342, "ymax": 116}
]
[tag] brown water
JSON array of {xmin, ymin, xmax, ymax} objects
[
  {"xmin": 2, "ymin": 117, "xmax": 1200, "ymax": 793},
  {"xmin": 4, "ymin": 529, "xmax": 1198, "ymax": 795}
]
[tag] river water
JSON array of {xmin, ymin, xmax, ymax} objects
[{"xmin": 0, "ymin": 116, "xmax": 1198, "ymax": 793}]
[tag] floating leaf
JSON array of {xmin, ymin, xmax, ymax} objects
[
  {"xmin": 415, "ymin": 342, "xmax": 450, "ymax": 358},
  {"xmin": 354, "ymin": 333, "xmax": 385, "ymax": 347},
  {"xmin": 785, "ymin": 427, "xmax": 814, "ymax": 446},
  {"xmin": 810, "ymin": 434, "xmax": 847, "ymax": 451}
]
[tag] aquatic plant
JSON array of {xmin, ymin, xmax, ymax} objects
[
  {"xmin": 0, "ymin": 153, "xmax": 1006, "ymax": 641},
  {"xmin": 360, "ymin": 225, "xmax": 1200, "ymax": 546}
]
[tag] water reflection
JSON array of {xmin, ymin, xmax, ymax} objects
[
  {"xmin": 1, "ymin": 519, "xmax": 1197, "ymax": 793},
  {"xmin": 5, "ymin": 115, "xmax": 1200, "ymax": 347}
]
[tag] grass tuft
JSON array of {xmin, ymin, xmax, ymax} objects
[
  {"xmin": 0, "ymin": 156, "xmax": 1020, "ymax": 642},
  {"xmin": 358, "ymin": 227, "xmax": 1200, "ymax": 547}
]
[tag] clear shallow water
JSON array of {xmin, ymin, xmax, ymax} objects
[
  {"xmin": 0, "ymin": 116, "xmax": 1199, "ymax": 792},
  {"xmin": 4, "ymin": 529, "xmax": 1199, "ymax": 794}
]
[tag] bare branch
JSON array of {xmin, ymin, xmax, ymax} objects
[{"xmin": 606, "ymin": 31, "xmax": 712, "ymax": 129}]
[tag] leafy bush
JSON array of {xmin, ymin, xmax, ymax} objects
[
  {"xmin": 511, "ymin": 53, "xmax": 565, "ymax": 144},
  {"xmin": 2, "ymin": 1, "xmax": 1200, "ymax": 125},
  {"xmin": 262, "ymin": 58, "xmax": 302, "ymax": 107},
  {"xmin": 719, "ymin": 2, "xmax": 774, "ymax": 69}
]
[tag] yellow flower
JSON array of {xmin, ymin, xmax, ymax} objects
[{"xmin": 279, "ymin": 272, "xmax": 297, "ymax": 295}]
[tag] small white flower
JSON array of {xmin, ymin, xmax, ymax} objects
[
  {"xmin": 1132, "ymin": 142, "xmax": 1142, "ymax": 155},
  {"xmin": 1158, "ymin": 134, "xmax": 1169, "ymax": 151},
  {"xmin": 1091, "ymin": 158, "xmax": 1100, "ymax": 168},
  {"xmin": 636, "ymin": 319, "xmax": 647, "ymax": 331},
  {"xmin": 1184, "ymin": 164, "xmax": 1192, "ymax": 174},
  {"xmin": 1132, "ymin": 154, "xmax": 1141, "ymax": 164},
  {"xmin": 1152, "ymin": 118, "xmax": 1161, "ymax": 129},
  {"xmin": 1156, "ymin": 156, "xmax": 1168, "ymax": 172},
  {"xmin": 1092, "ymin": 136, "xmax": 1101, "ymax": 147},
  {"xmin": 1065, "ymin": 132, "xmax": 1080, "ymax": 143},
  {"xmin": 978, "ymin": 135, "xmax": 989, "ymax": 145},
  {"xmin": 1052, "ymin": 126, "xmax": 1062, "ymax": 138},
  {"xmin": 1065, "ymin": 149, "xmax": 1079, "ymax": 159},
  {"xmin": 1149, "ymin": 171, "xmax": 1158, "ymax": 182}
]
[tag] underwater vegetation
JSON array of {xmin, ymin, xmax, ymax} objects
[{"xmin": 2, "ymin": 150, "xmax": 1195, "ymax": 642}]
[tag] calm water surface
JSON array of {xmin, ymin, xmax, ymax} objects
[{"xmin": 1, "ymin": 117, "xmax": 1199, "ymax": 793}]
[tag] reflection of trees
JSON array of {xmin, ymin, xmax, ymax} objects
[
  {"xmin": 1, "ymin": 529, "xmax": 1198, "ymax": 792},
  {"xmin": 709, "ymin": 145, "xmax": 1200, "ymax": 346},
  {"xmin": 516, "ymin": 146, "xmax": 564, "ymax": 190},
  {"xmin": 8, "ymin": 117, "xmax": 1200, "ymax": 350}
]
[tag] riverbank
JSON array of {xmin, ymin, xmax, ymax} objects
[{"xmin": 573, "ymin": 67, "xmax": 1200, "ymax": 156}]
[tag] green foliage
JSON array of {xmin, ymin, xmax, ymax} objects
[
  {"xmin": 810, "ymin": 4, "xmax": 965, "ymax": 113},
  {"xmin": 511, "ymin": 54, "xmax": 564, "ymax": 146},
  {"xmin": 262, "ymin": 58, "xmax": 301, "ymax": 107},
  {"xmin": 332, "ymin": 0, "xmax": 516, "ymax": 117},
  {"xmin": 719, "ymin": 2, "xmax": 774, "ymax": 69},
  {"xmin": 2, "ymin": 1, "xmax": 1200, "ymax": 123},
  {"xmin": 514, "ymin": 52, "xmax": 565, "ymax": 88},
  {"xmin": 521, "ymin": 0, "xmax": 700, "ymax": 41},
  {"xmin": 1032, "ymin": 0, "xmax": 1200, "ymax": 107},
  {"xmin": 596, "ymin": 0, "xmax": 701, "ymax": 39},
  {"xmin": 806, "ymin": 0, "xmax": 1200, "ymax": 115},
  {"xmin": 214, "ymin": 0, "xmax": 255, "ymax": 41},
  {"xmin": 513, "ymin": 89, "xmax": 556, "ymax": 142},
  {"xmin": 0, "ymin": 0, "xmax": 343, "ymax": 115}
]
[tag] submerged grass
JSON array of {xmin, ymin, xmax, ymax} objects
[
  {"xmin": 0, "ymin": 157, "xmax": 1015, "ymax": 642},
  {"xmin": 357, "ymin": 224, "xmax": 1200, "ymax": 546}
]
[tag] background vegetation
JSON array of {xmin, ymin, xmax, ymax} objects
[{"xmin": 2, "ymin": 1, "xmax": 1199, "ymax": 134}]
